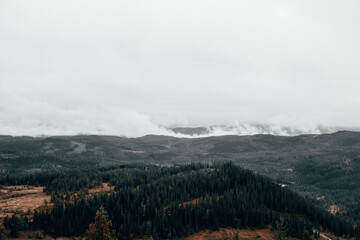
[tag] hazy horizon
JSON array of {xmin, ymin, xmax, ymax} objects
[
  {"xmin": 1, "ymin": 122, "xmax": 359, "ymax": 138},
  {"xmin": 1, "ymin": 1, "xmax": 360, "ymax": 137}
]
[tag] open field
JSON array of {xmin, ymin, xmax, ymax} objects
[
  {"xmin": 184, "ymin": 228, "xmax": 343, "ymax": 240},
  {"xmin": 185, "ymin": 228, "xmax": 275, "ymax": 240},
  {"xmin": 0, "ymin": 185, "xmax": 51, "ymax": 219},
  {"xmin": 88, "ymin": 182, "xmax": 114, "ymax": 194},
  {"xmin": 0, "ymin": 183, "xmax": 114, "ymax": 239},
  {"xmin": 0, "ymin": 183, "xmax": 114, "ymax": 220},
  {"xmin": 10, "ymin": 230, "xmax": 78, "ymax": 240}
]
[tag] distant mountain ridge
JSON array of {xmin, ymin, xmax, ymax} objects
[
  {"xmin": 171, "ymin": 127, "xmax": 209, "ymax": 135},
  {"xmin": 2, "ymin": 121, "xmax": 360, "ymax": 138},
  {"xmin": 169, "ymin": 123, "xmax": 359, "ymax": 137}
]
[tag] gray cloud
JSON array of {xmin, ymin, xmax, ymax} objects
[{"xmin": 1, "ymin": 0, "xmax": 360, "ymax": 137}]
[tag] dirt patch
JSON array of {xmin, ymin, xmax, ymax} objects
[
  {"xmin": 184, "ymin": 228, "xmax": 275, "ymax": 240},
  {"xmin": 7, "ymin": 230, "xmax": 81, "ymax": 240},
  {"xmin": 0, "ymin": 185, "xmax": 52, "ymax": 219},
  {"xmin": 0, "ymin": 183, "xmax": 113, "ymax": 220},
  {"xmin": 0, "ymin": 183, "xmax": 115, "ymax": 239},
  {"xmin": 179, "ymin": 198, "xmax": 202, "ymax": 207},
  {"xmin": 88, "ymin": 182, "xmax": 114, "ymax": 194},
  {"xmin": 328, "ymin": 205, "xmax": 341, "ymax": 215},
  {"xmin": 316, "ymin": 196, "xmax": 325, "ymax": 201},
  {"xmin": 70, "ymin": 141, "xmax": 87, "ymax": 154},
  {"xmin": 134, "ymin": 228, "xmax": 275, "ymax": 240}
]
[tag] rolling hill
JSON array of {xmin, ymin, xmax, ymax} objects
[{"xmin": 1, "ymin": 131, "xmax": 360, "ymax": 223}]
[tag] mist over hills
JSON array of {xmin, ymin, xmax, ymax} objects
[
  {"xmin": 2, "ymin": 119, "xmax": 359, "ymax": 138},
  {"xmin": 169, "ymin": 122, "xmax": 355, "ymax": 137}
]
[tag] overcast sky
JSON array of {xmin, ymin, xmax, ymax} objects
[{"xmin": 1, "ymin": 0, "xmax": 360, "ymax": 137}]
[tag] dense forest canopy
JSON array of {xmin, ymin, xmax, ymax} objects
[{"xmin": 0, "ymin": 163, "xmax": 358, "ymax": 239}]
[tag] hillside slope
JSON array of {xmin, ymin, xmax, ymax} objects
[
  {"xmin": 1, "ymin": 131, "xmax": 360, "ymax": 223},
  {"xmin": 3, "ymin": 163, "xmax": 356, "ymax": 239}
]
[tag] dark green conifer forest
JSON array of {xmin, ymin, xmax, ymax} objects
[{"xmin": 0, "ymin": 163, "xmax": 358, "ymax": 239}]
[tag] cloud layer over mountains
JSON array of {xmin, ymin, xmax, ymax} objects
[
  {"xmin": 1, "ymin": 1, "xmax": 360, "ymax": 137},
  {"xmin": 0, "ymin": 89, "xmax": 346, "ymax": 138}
]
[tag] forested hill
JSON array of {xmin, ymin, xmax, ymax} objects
[
  {"xmin": 1, "ymin": 131, "xmax": 360, "ymax": 224},
  {"xmin": 1, "ymin": 131, "xmax": 360, "ymax": 175},
  {"xmin": 1, "ymin": 163, "xmax": 358, "ymax": 239}
]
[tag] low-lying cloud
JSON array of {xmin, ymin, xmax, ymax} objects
[
  {"xmin": 1, "ymin": 1, "xmax": 360, "ymax": 137},
  {"xmin": 0, "ymin": 89, "xmax": 171, "ymax": 137},
  {"xmin": 0, "ymin": 88, "xmax": 350, "ymax": 138}
]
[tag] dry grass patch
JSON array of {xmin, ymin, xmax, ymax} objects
[
  {"xmin": 185, "ymin": 228, "xmax": 275, "ymax": 240},
  {"xmin": 0, "ymin": 185, "xmax": 52, "ymax": 219},
  {"xmin": 88, "ymin": 182, "xmax": 114, "ymax": 194}
]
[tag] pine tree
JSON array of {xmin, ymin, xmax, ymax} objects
[
  {"xmin": 86, "ymin": 206, "xmax": 116, "ymax": 240},
  {"xmin": 275, "ymin": 218, "xmax": 287, "ymax": 240}
]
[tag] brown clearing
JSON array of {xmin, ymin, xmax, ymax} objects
[
  {"xmin": 0, "ymin": 185, "xmax": 52, "ymax": 219},
  {"xmin": 0, "ymin": 183, "xmax": 114, "ymax": 239},
  {"xmin": 328, "ymin": 204, "xmax": 340, "ymax": 215},
  {"xmin": 184, "ymin": 228, "xmax": 275, "ymax": 240},
  {"xmin": 184, "ymin": 228, "xmax": 343, "ymax": 240},
  {"xmin": 10, "ymin": 230, "xmax": 81, "ymax": 240},
  {"xmin": 0, "ymin": 183, "xmax": 114, "ymax": 220},
  {"xmin": 88, "ymin": 182, "xmax": 114, "ymax": 194},
  {"xmin": 316, "ymin": 196, "xmax": 325, "ymax": 201},
  {"xmin": 69, "ymin": 141, "xmax": 87, "ymax": 154},
  {"xmin": 134, "ymin": 228, "xmax": 275, "ymax": 240},
  {"xmin": 133, "ymin": 228, "xmax": 347, "ymax": 240},
  {"xmin": 64, "ymin": 183, "xmax": 114, "ymax": 201},
  {"xmin": 179, "ymin": 197, "xmax": 202, "ymax": 207}
]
